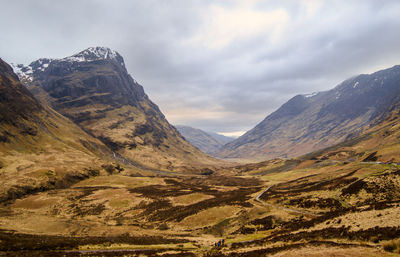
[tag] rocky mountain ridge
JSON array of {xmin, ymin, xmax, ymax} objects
[
  {"xmin": 218, "ymin": 65, "xmax": 400, "ymax": 161},
  {"xmin": 12, "ymin": 47, "xmax": 220, "ymax": 171},
  {"xmin": 11, "ymin": 47, "xmax": 125, "ymax": 82}
]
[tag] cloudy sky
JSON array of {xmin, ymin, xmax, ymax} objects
[{"xmin": 2, "ymin": 0, "xmax": 400, "ymax": 137}]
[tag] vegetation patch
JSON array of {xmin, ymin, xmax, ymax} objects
[
  {"xmin": 179, "ymin": 206, "xmax": 239, "ymax": 228},
  {"xmin": 0, "ymin": 230, "xmax": 188, "ymax": 252},
  {"xmin": 13, "ymin": 195, "xmax": 60, "ymax": 210},
  {"xmin": 382, "ymin": 238, "xmax": 400, "ymax": 253},
  {"xmin": 169, "ymin": 193, "xmax": 214, "ymax": 206}
]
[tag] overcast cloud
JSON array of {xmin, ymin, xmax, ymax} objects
[{"xmin": 1, "ymin": 0, "xmax": 400, "ymax": 136}]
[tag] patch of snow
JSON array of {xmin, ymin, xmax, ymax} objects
[
  {"xmin": 64, "ymin": 56, "xmax": 86, "ymax": 62},
  {"xmin": 303, "ymin": 92, "xmax": 318, "ymax": 98},
  {"xmin": 335, "ymin": 91, "xmax": 341, "ymax": 99},
  {"xmin": 10, "ymin": 63, "xmax": 33, "ymax": 82},
  {"xmin": 353, "ymin": 81, "xmax": 359, "ymax": 88},
  {"xmin": 63, "ymin": 47, "xmax": 121, "ymax": 64}
]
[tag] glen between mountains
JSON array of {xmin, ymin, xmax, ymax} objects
[{"xmin": 1, "ymin": 47, "xmax": 400, "ymax": 256}]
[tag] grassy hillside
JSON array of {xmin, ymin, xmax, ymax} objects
[{"xmin": 1, "ymin": 107, "xmax": 399, "ymax": 256}]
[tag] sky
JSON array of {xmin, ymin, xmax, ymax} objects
[{"xmin": 1, "ymin": 0, "xmax": 400, "ymax": 137}]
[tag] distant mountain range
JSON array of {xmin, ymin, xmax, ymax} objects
[
  {"xmin": 9, "ymin": 47, "xmax": 220, "ymax": 172},
  {"xmin": 217, "ymin": 65, "xmax": 400, "ymax": 161},
  {"xmin": 175, "ymin": 125, "xmax": 234, "ymax": 155}
]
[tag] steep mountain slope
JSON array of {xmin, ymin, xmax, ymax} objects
[
  {"xmin": 0, "ymin": 58, "xmax": 111, "ymax": 202},
  {"xmin": 301, "ymin": 106, "xmax": 400, "ymax": 164},
  {"xmin": 175, "ymin": 125, "xmax": 234, "ymax": 154},
  {"xmin": 218, "ymin": 65, "xmax": 400, "ymax": 161},
  {"xmin": 14, "ymin": 47, "xmax": 219, "ymax": 171}
]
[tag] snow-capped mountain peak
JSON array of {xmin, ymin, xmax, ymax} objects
[
  {"xmin": 63, "ymin": 47, "xmax": 123, "ymax": 64},
  {"xmin": 11, "ymin": 47, "xmax": 125, "ymax": 83}
]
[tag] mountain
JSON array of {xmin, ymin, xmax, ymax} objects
[
  {"xmin": 0, "ymin": 59, "xmax": 42, "ymax": 128},
  {"xmin": 218, "ymin": 65, "xmax": 400, "ymax": 161},
  {"xmin": 301, "ymin": 106, "xmax": 400, "ymax": 164},
  {"xmin": 13, "ymin": 47, "xmax": 219, "ymax": 172},
  {"xmin": 207, "ymin": 131, "xmax": 235, "ymax": 145},
  {"xmin": 175, "ymin": 125, "xmax": 234, "ymax": 154},
  {"xmin": 0, "ymin": 58, "xmax": 111, "ymax": 202}
]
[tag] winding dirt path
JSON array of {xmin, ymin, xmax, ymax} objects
[{"xmin": 255, "ymin": 185, "xmax": 273, "ymax": 202}]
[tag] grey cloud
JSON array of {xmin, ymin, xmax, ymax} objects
[{"xmin": 1, "ymin": 0, "xmax": 400, "ymax": 134}]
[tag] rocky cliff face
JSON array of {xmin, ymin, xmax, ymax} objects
[
  {"xmin": 13, "ymin": 47, "xmax": 145, "ymax": 110},
  {"xmin": 13, "ymin": 47, "xmax": 218, "ymax": 171},
  {"xmin": 218, "ymin": 65, "xmax": 400, "ymax": 161}
]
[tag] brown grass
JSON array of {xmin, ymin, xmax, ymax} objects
[
  {"xmin": 169, "ymin": 193, "xmax": 214, "ymax": 206},
  {"xmin": 269, "ymin": 246, "xmax": 396, "ymax": 257},
  {"xmin": 382, "ymin": 239, "xmax": 400, "ymax": 253},
  {"xmin": 72, "ymin": 175, "xmax": 166, "ymax": 188},
  {"xmin": 178, "ymin": 206, "xmax": 239, "ymax": 228}
]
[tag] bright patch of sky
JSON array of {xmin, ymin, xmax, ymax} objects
[{"xmin": 217, "ymin": 131, "xmax": 247, "ymax": 138}]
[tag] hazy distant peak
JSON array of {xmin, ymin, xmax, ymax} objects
[{"xmin": 175, "ymin": 125, "xmax": 234, "ymax": 155}]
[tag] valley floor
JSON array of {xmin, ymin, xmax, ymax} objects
[{"xmin": 1, "ymin": 159, "xmax": 400, "ymax": 256}]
